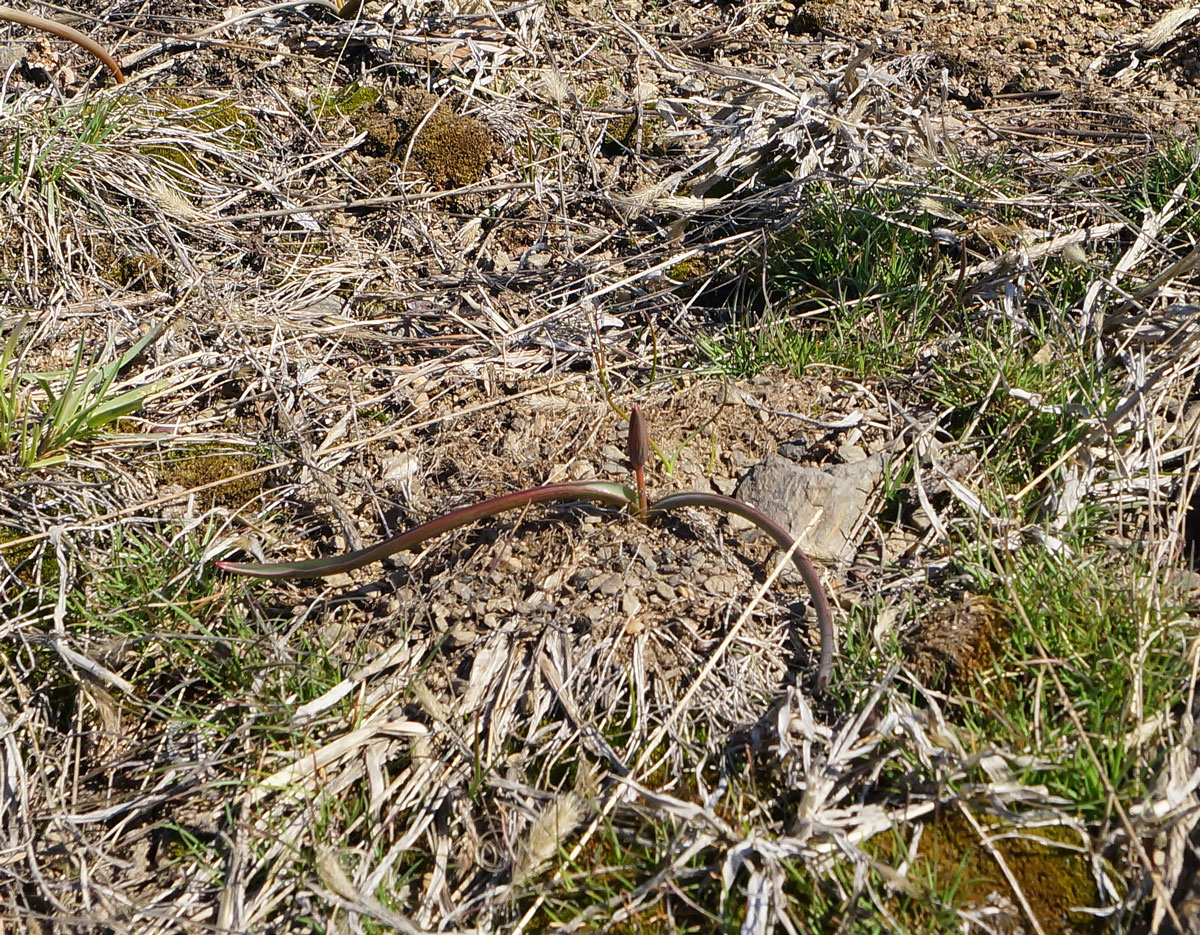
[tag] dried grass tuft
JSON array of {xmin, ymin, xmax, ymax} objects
[{"xmin": 512, "ymin": 792, "xmax": 587, "ymax": 886}]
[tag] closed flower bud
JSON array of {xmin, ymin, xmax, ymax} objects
[{"xmin": 627, "ymin": 406, "xmax": 649, "ymax": 469}]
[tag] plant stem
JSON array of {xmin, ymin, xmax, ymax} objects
[{"xmin": 634, "ymin": 464, "xmax": 647, "ymax": 520}]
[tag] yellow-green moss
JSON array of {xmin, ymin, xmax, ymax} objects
[
  {"xmin": 139, "ymin": 96, "xmax": 259, "ymax": 181},
  {"xmin": 871, "ymin": 811, "xmax": 1106, "ymax": 935},
  {"xmin": 0, "ymin": 526, "xmax": 59, "ymax": 587},
  {"xmin": 312, "ymin": 83, "xmax": 380, "ymax": 119},
  {"xmin": 666, "ymin": 256, "xmax": 710, "ymax": 282},
  {"xmin": 153, "ymin": 446, "xmax": 267, "ymax": 510},
  {"xmin": 140, "ymin": 142, "xmax": 201, "ymax": 177},
  {"xmin": 162, "ymin": 96, "xmax": 258, "ymax": 141}
]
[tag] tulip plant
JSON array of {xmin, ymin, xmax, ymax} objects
[{"xmin": 217, "ymin": 408, "xmax": 835, "ymax": 691}]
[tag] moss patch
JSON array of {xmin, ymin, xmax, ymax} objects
[
  {"xmin": 0, "ymin": 526, "xmax": 59, "ymax": 586},
  {"xmin": 354, "ymin": 88, "xmax": 493, "ymax": 188},
  {"xmin": 873, "ymin": 810, "xmax": 1106, "ymax": 935},
  {"xmin": 140, "ymin": 96, "xmax": 259, "ymax": 180},
  {"xmin": 152, "ymin": 446, "xmax": 268, "ymax": 510},
  {"xmin": 666, "ymin": 255, "xmax": 711, "ymax": 283},
  {"xmin": 105, "ymin": 253, "xmax": 170, "ymax": 290},
  {"xmin": 0, "ymin": 526, "xmax": 59, "ymax": 617},
  {"xmin": 311, "ymin": 83, "xmax": 380, "ymax": 119},
  {"xmin": 162, "ymin": 96, "xmax": 258, "ymax": 142}
]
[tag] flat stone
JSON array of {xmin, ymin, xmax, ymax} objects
[
  {"xmin": 704, "ymin": 573, "xmax": 739, "ymax": 596},
  {"xmin": 711, "ymin": 475, "xmax": 737, "ymax": 496},
  {"xmin": 596, "ymin": 573, "xmax": 624, "ymax": 596},
  {"xmin": 837, "ymin": 443, "xmax": 867, "ymax": 464},
  {"xmin": 733, "ymin": 453, "xmax": 887, "ymax": 563}
]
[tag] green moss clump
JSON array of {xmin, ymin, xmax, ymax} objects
[
  {"xmin": 105, "ymin": 253, "xmax": 169, "ymax": 290},
  {"xmin": 871, "ymin": 811, "xmax": 1106, "ymax": 935},
  {"xmin": 667, "ymin": 256, "xmax": 710, "ymax": 282},
  {"xmin": 163, "ymin": 96, "xmax": 258, "ymax": 142},
  {"xmin": 153, "ymin": 447, "xmax": 267, "ymax": 510},
  {"xmin": 354, "ymin": 89, "xmax": 493, "ymax": 188},
  {"xmin": 0, "ymin": 526, "xmax": 59, "ymax": 587},
  {"xmin": 140, "ymin": 96, "xmax": 259, "ymax": 181},
  {"xmin": 141, "ymin": 142, "xmax": 199, "ymax": 174}
]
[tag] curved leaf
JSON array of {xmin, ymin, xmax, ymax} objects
[
  {"xmin": 649, "ymin": 491, "xmax": 835, "ymax": 693},
  {"xmin": 217, "ymin": 480, "xmax": 638, "ymax": 579}
]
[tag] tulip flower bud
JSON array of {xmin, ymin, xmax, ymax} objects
[{"xmin": 628, "ymin": 406, "xmax": 649, "ymax": 470}]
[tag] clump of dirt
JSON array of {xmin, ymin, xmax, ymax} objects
[{"xmin": 355, "ymin": 88, "xmax": 493, "ymax": 188}]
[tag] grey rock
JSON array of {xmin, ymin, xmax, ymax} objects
[
  {"xmin": 596, "ymin": 573, "xmax": 624, "ymax": 596},
  {"xmin": 710, "ymin": 475, "xmax": 737, "ymax": 496},
  {"xmin": 733, "ymin": 453, "xmax": 886, "ymax": 563},
  {"xmin": 837, "ymin": 443, "xmax": 867, "ymax": 464}
]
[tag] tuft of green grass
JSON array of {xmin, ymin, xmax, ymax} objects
[
  {"xmin": 996, "ymin": 548, "xmax": 1188, "ymax": 814},
  {"xmin": 0, "ymin": 318, "xmax": 167, "ymax": 467},
  {"xmin": 920, "ymin": 330, "xmax": 1123, "ymax": 498},
  {"xmin": 0, "ymin": 96, "xmax": 123, "ymax": 202},
  {"xmin": 698, "ymin": 185, "xmax": 955, "ymax": 377}
]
